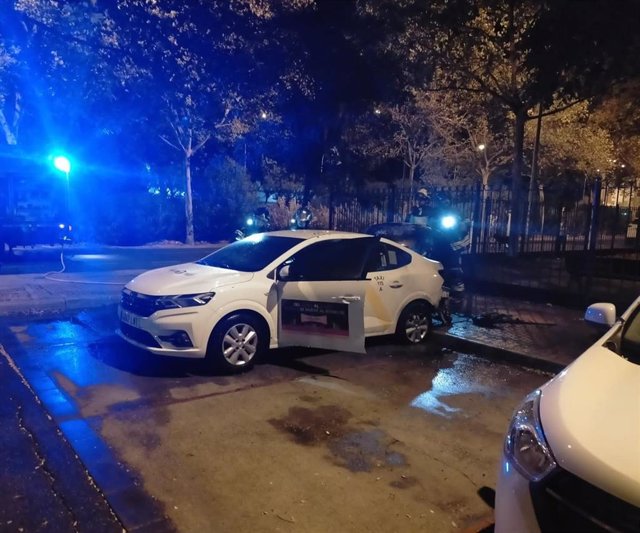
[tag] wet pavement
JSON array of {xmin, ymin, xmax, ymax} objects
[
  {"xmin": 0, "ymin": 306, "xmax": 553, "ymax": 532},
  {"xmin": 0, "ymin": 245, "xmax": 613, "ymax": 532},
  {"xmin": 0, "ymin": 345, "xmax": 123, "ymax": 533},
  {"xmin": 437, "ymin": 293, "xmax": 601, "ymax": 372}
]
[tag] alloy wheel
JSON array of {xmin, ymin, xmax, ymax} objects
[
  {"xmin": 221, "ymin": 323, "xmax": 259, "ymax": 366},
  {"xmin": 405, "ymin": 310, "xmax": 430, "ymax": 343}
]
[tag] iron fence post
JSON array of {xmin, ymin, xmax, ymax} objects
[
  {"xmin": 471, "ymin": 181, "xmax": 482, "ymax": 255},
  {"xmin": 585, "ymin": 177, "xmax": 602, "ymax": 301},
  {"xmin": 387, "ymin": 185, "xmax": 396, "ymax": 223},
  {"xmin": 329, "ymin": 187, "xmax": 335, "ymax": 230}
]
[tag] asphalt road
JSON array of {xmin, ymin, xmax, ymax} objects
[
  {"xmin": 0, "ymin": 306, "xmax": 551, "ymax": 533},
  {"xmin": 0, "ymin": 244, "xmax": 221, "ymax": 275}
]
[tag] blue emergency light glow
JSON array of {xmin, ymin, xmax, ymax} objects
[
  {"xmin": 246, "ymin": 218, "xmax": 254, "ymax": 226},
  {"xmin": 53, "ymin": 156, "xmax": 71, "ymax": 174},
  {"xmin": 441, "ymin": 215, "xmax": 457, "ymax": 229}
]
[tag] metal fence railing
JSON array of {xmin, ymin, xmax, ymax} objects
[
  {"xmin": 323, "ymin": 180, "xmax": 640, "ymax": 307},
  {"xmin": 325, "ymin": 181, "xmax": 639, "ymax": 255}
]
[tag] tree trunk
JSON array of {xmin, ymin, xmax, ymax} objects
[
  {"xmin": 0, "ymin": 109, "xmax": 17, "ymax": 145},
  {"xmin": 480, "ymin": 171, "xmax": 490, "ymax": 243},
  {"xmin": 525, "ymin": 104, "xmax": 543, "ymax": 240},
  {"xmin": 508, "ymin": 107, "xmax": 527, "ymax": 256},
  {"xmin": 408, "ymin": 163, "xmax": 415, "ymax": 201},
  {"xmin": 184, "ymin": 154, "xmax": 195, "ymax": 245},
  {"xmin": 0, "ymin": 92, "xmax": 22, "ymax": 146}
]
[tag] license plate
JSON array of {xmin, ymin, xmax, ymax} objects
[{"xmin": 120, "ymin": 309, "xmax": 141, "ymax": 328}]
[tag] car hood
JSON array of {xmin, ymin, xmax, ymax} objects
[
  {"xmin": 540, "ymin": 345, "xmax": 640, "ymax": 506},
  {"xmin": 126, "ymin": 263, "xmax": 253, "ymax": 295}
]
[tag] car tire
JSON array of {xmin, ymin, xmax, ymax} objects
[
  {"xmin": 206, "ymin": 313, "xmax": 267, "ymax": 373},
  {"xmin": 396, "ymin": 301, "xmax": 432, "ymax": 344}
]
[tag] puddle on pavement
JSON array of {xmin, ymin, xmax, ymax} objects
[
  {"xmin": 52, "ymin": 371, "xmax": 142, "ymax": 418},
  {"xmin": 269, "ymin": 405, "xmax": 351, "ymax": 445},
  {"xmin": 328, "ymin": 428, "xmax": 407, "ymax": 472},
  {"xmin": 270, "ymin": 405, "xmax": 408, "ymax": 473},
  {"xmin": 11, "ymin": 319, "xmax": 99, "ymax": 347},
  {"xmin": 410, "ymin": 354, "xmax": 497, "ymax": 418}
]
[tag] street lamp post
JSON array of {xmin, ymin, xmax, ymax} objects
[{"xmin": 52, "ymin": 155, "xmax": 72, "ymax": 220}]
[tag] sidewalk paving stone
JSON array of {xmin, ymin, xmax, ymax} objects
[{"xmin": 432, "ymin": 293, "xmax": 603, "ymax": 373}]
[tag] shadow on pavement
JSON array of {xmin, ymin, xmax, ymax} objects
[{"xmin": 88, "ymin": 336, "xmax": 207, "ymax": 378}]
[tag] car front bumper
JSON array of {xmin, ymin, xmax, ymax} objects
[
  {"xmin": 117, "ymin": 305, "xmax": 208, "ymax": 358},
  {"xmin": 495, "ymin": 454, "xmax": 541, "ymax": 533}
]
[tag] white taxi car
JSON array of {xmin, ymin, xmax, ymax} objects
[
  {"xmin": 495, "ymin": 298, "xmax": 640, "ymax": 532},
  {"xmin": 117, "ymin": 230, "xmax": 444, "ymax": 372}
]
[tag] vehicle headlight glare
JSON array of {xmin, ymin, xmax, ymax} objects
[
  {"xmin": 246, "ymin": 218, "xmax": 254, "ymax": 226},
  {"xmin": 155, "ymin": 292, "xmax": 215, "ymax": 310},
  {"xmin": 504, "ymin": 390, "xmax": 556, "ymax": 482}
]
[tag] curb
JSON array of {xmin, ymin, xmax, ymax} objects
[
  {"xmin": 0, "ymin": 346, "xmax": 124, "ymax": 532},
  {"xmin": 0, "ymin": 294, "xmax": 121, "ymax": 318},
  {"xmin": 432, "ymin": 330, "xmax": 565, "ymax": 374},
  {"xmin": 1, "ymin": 325, "xmax": 176, "ymax": 533}
]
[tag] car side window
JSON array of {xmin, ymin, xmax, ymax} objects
[
  {"xmin": 366, "ymin": 242, "xmax": 412, "ymax": 272},
  {"xmin": 286, "ymin": 238, "xmax": 375, "ymax": 281}
]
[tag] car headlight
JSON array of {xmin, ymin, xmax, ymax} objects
[
  {"xmin": 504, "ymin": 390, "xmax": 557, "ymax": 482},
  {"xmin": 155, "ymin": 292, "xmax": 215, "ymax": 311}
]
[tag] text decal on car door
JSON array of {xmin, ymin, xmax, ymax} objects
[{"xmin": 281, "ymin": 300, "xmax": 349, "ymax": 336}]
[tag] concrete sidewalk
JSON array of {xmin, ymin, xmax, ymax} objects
[
  {"xmin": 0, "ymin": 269, "xmax": 139, "ymax": 316},
  {"xmin": 433, "ymin": 293, "xmax": 601, "ymax": 373}
]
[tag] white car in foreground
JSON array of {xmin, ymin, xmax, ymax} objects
[
  {"xmin": 496, "ymin": 298, "xmax": 640, "ymax": 532},
  {"xmin": 117, "ymin": 230, "xmax": 444, "ymax": 372}
]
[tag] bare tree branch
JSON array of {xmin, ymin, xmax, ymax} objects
[
  {"xmin": 159, "ymin": 135, "xmax": 182, "ymax": 151},
  {"xmin": 168, "ymin": 119, "xmax": 187, "ymax": 152},
  {"xmin": 192, "ymin": 134, "xmax": 211, "ymax": 154}
]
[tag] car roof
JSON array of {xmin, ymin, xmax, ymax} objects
[{"xmin": 264, "ymin": 229, "xmax": 372, "ymax": 240}]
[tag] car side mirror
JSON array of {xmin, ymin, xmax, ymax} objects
[
  {"xmin": 584, "ymin": 302, "xmax": 616, "ymax": 328},
  {"xmin": 277, "ymin": 264, "xmax": 291, "ymax": 282}
]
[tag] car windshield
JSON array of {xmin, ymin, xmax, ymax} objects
[{"xmin": 196, "ymin": 235, "xmax": 304, "ymax": 272}]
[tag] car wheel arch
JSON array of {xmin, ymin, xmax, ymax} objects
[
  {"xmin": 213, "ymin": 309, "xmax": 272, "ymax": 343},
  {"xmin": 392, "ymin": 295, "xmax": 437, "ymax": 325},
  {"xmin": 199, "ymin": 300, "xmax": 275, "ymax": 347}
]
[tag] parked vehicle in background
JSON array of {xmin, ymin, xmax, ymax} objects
[
  {"xmin": 0, "ymin": 152, "xmax": 72, "ymax": 253},
  {"xmin": 0, "ymin": 219, "xmax": 72, "ymax": 252},
  {"xmin": 118, "ymin": 230, "xmax": 444, "ymax": 372},
  {"xmin": 366, "ymin": 222, "xmax": 459, "ymax": 323},
  {"xmin": 495, "ymin": 298, "xmax": 640, "ymax": 533}
]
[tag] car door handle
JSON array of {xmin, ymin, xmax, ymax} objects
[
  {"xmin": 333, "ymin": 295, "xmax": 361, "ymax": 302},
  {"xmin": 389, "ymin": 282, "xmax": 403, "ymax": 288}
]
